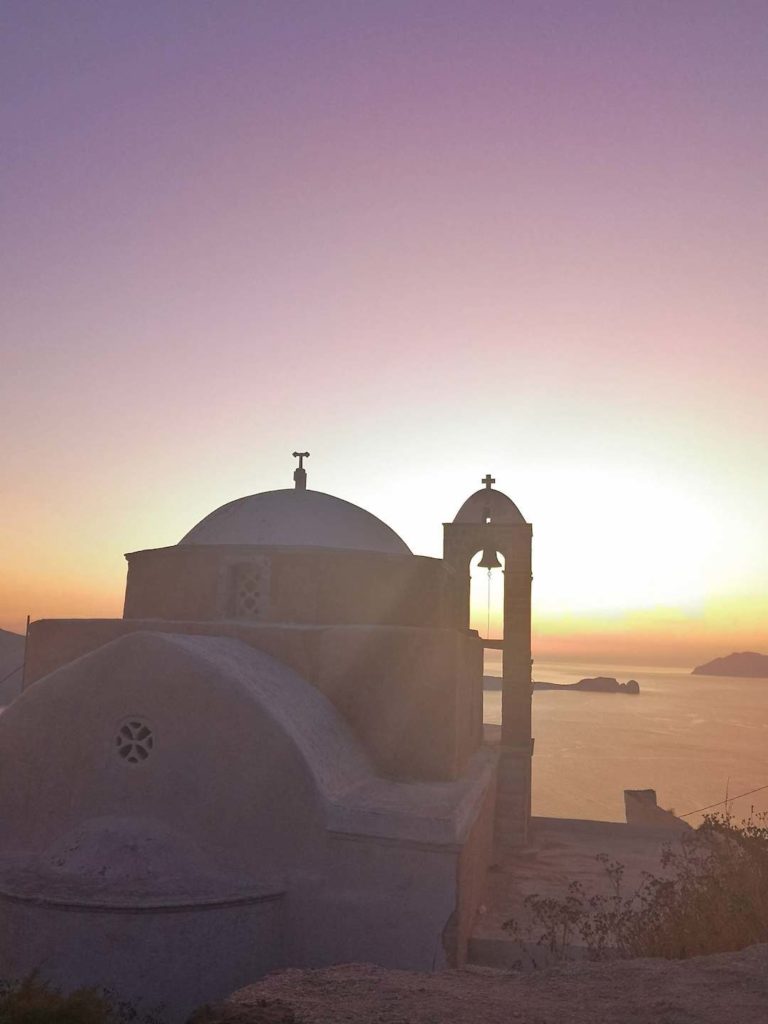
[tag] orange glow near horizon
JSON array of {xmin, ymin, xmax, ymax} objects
[
  {"xmin": 1, "ymin": 447, "xmax": 766, "ymax": 670},
  {"xmin": 2, "ymin": 501, "xmax": 765, "ymax": 670}
]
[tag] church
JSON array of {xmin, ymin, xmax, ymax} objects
[{"xmin": 0, "ymin": 456, "xmax": 533, "ymax": 1021}]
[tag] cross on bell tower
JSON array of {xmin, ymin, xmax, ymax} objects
[
  {"xmin": 292, "ymin": 451, "xmax": 310, "ymax": 490},
  {"xmin": 481, "ymin": 474, "xmax": 496, "ymax": 523}
]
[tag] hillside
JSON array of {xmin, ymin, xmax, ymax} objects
[
  {"xmin": 200, "ymin": 945, "xmax": 768, "ymax": 1024},
  {"xmin": 0, "ymin": 628, "xmax": 24, "ymax": 705},
  {"xmin": 692, "ymin": 652, "xmax": 768, "ymax": 678}
]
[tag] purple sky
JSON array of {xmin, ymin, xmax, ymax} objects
[{"xmin": 2, "ymin": 1, "xmax": 767, "ymax": 662}]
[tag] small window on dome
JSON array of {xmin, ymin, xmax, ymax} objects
[
  {"xmin": 115, "ymin": 718, "xmax": 154, "ymax": 765},
  {"xmin": 232, "ymin": 559, "xmax": 270, "ymax": 620}
]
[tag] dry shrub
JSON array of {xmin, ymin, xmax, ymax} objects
[
  {"xmin": 0, "ymin": 975, "xmax": 110, "ymax": 1024},
  {"xmin": 504, "ymin": 812, "xmax": 768, "ymax": 962}
]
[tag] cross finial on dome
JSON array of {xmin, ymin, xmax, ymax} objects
[
  {"xmin": 482, "ymin": 473, "xmax": 495, "ymax": 490},
  {"xmin": 292, "ymin": 451, "xmax": 310, "ymax": 490}
]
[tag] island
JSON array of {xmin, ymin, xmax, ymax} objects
[
  {"xmin": 535, "ymin": 675, "xmax": 640, "ymax": 694},
  {"xmin": 692, "ymin": 651, "xmax": 768, "ymax": 678},
  {"xmin": 483, "ymin": 675, "xmax": 640, "ymax": 694}
]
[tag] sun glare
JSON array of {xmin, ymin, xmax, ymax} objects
[{"xmin": 526, "ymin": 467, "xmax": 733, "ymax": 614}]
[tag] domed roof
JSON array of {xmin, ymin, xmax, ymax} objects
[
  {"xmin": 179, "ymin": 488, "xmax": 411, "ymax": 554},
  {"xmin": 453, "ymin": 487, "xmax": 526, "ymax": 525}
]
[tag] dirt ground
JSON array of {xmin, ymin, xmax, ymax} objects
[{"xmin": 202, "ymin": 944, "xmax": 768, "ymax": 1024}]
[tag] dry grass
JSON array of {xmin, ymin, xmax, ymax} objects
[
  {"xmin": 503, "ymin": 812, "xmax": 768, "ymax": 962},
  {"xmin": 0, "ymin": 976, "xmax": 167, "ymax": 1024},
  {"xmin": 0, "ymin": 975, "xmax": 110, "ymax": 1024}
]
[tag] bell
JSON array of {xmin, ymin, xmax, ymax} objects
[{"xmin": 477, "ymin": 547, "xmax": 502, "ymax": 570}]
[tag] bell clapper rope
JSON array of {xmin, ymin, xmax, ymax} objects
[{"xmin": 486, "ymin": 568, "xmax": 492, "ymax": 638}]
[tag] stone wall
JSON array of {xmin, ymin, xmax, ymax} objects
[
  {"xmin": 624, "ymin": 789, "xmax": 692, "ymax": 831},
  {"xmin": 0, "ymin": 895, "xmax": 285, "ymax": 1023}
]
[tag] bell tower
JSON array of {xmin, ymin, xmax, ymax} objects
[{"xmin": 443, "ymin": 474, "xmax": 533, "ymax": 846}]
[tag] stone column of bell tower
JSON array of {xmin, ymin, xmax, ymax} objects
[{"xmin": 443, "ymin": 475, "xmax": 533, "ymax": 847}]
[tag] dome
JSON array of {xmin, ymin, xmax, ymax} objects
[
  {"xmin": 179, "ymin": 488, "xmax": 411, "ymax": 554},
  {"xmin": 453, "ymin": 487, "xmax": 526, "ymax": 525}
]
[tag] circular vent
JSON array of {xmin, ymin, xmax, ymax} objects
[{"xmin": 115, "ymin": 718, "xmax": 154, "ymax": 765}]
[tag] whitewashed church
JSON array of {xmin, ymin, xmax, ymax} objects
[{"xmin": 0, "ymin": 455, "xmax": 533, "ymax": 1020}]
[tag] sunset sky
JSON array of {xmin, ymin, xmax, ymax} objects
[{"xmin": 2, "ymin": 1, "xmax": 766, "ymax": 665}]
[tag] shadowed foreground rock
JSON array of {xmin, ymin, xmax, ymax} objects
[{"xmin": 199, "ymin": 945, "xmax": 768, "ymax": 1024}]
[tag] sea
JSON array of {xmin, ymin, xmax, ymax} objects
[{"xmin": 483, "ymin": 654, "xmax": 768, "ymax": 826}]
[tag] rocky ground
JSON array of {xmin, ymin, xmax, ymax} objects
[{"xmin": 199, "ymin": 944, "xmax": 768, "ymax": 1024}]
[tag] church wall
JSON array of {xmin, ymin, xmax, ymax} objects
[
  {"xmin": 452, "ymin": 764, "xmax": 497, "ymax": 965},
  {"xmin": 1, "ymin": 635, "xmax": 328, "ymax": 868},
  {"xmin": 314, "ymin": 626, "xmax": 482, "ymax": 780},
  {"xmin": 0, "ymin": 632, "xmax": 498, "ymax": 1014},
  {"xmin": 307, "ymin": 752, "xmax": 498, "ymax": 971},
  {"xmin": 123, "ymin": 546, "xmax": 224, "ymax": 622},
  {"xmin": 306, "ymin": 834, "xmax": 458, "ymax": 970},
  {"xmin": 24, "ymin": 619, "xmax": 483, "ymax": 782},
  {"xmin": 24, "ymin": 617, "xmax": 322, "ymax": 692},
  {"xmin": 0, "ymin": 896, "xmax": 285, "ymax": 1024},
  {"xmin": 123, "ymin": 545, "xmax": 458, "ymax": 629},
  {"xmin": 0, "ymin": 832, "xmax": 483, "ymax": 1018}
]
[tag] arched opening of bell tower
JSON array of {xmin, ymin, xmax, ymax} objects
[{"xmin": 468, "ymin": 549, "xmax": 505, "ymax": 677}]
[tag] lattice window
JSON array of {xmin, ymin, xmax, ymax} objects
[
  {"xmin": 115, "ymin": 718, "xmax": 154, "ymax": 765},
  {"xmin": 233, "ymin": 561, "xmax": 268, "ymax": 620}
]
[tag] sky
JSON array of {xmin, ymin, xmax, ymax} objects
[{"xmin": 1, "ymin": 1, "xmax": 766, "ymax": 666}]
